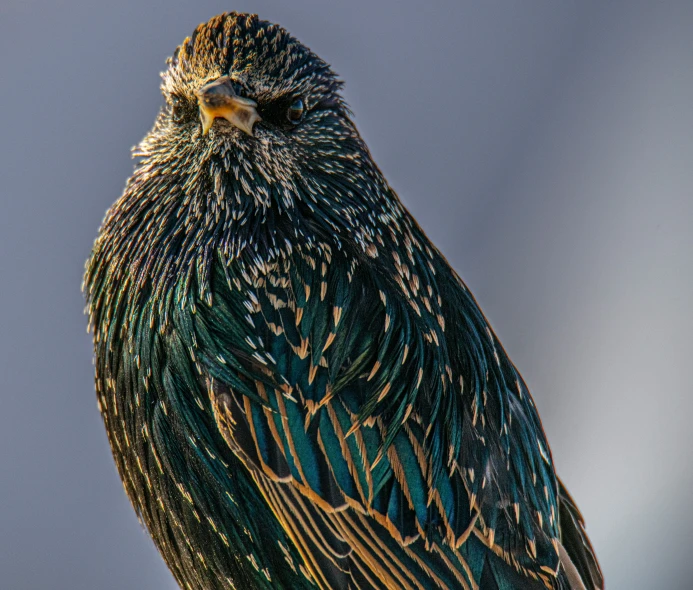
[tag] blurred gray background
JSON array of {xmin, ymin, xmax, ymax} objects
[{"xmin": 1, "ymin": 1, "xmax": 691, "ymax": 588}]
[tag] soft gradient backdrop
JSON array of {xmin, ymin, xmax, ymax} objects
[{"xmin": 2, "ymin": 1, "xmax": 691, "ymax": 588}]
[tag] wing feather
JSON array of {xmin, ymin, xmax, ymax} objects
[{"xmin": 195, "ymin": 243, "xmax": 601, "ymax": 589}]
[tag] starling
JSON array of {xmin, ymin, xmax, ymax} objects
[{"xmin": 84, "ymin": 13, "xmax": 603, "ymax": 590}]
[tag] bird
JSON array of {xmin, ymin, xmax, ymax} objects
[{"xmin": 84, "ymin": 12, "xmax": 603, "ymax": 590}]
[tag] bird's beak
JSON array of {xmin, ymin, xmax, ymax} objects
[{"xmin": 195, "ymin": 76, "xmax": 260, "ymax": 136}]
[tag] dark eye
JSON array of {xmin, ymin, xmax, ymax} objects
[
  {"xmin": 286, "ymin": 98, "xmax": 305, "ymax": 124},
  {"xmin": 171, "ymin": 95, "xmax": 186, "ymax": 123}
]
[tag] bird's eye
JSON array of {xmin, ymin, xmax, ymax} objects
[
  {"xmin": 286, "ymin": 98, "xmax": 305, "ymax": 124},
  {"xmin": 171, "ymin": 95, "xmax": 186, "ymax": 123}
]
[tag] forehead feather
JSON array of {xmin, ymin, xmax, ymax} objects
[{"xmin": 161, "ymin": 12, "xmax": 334, "ymax": 101}]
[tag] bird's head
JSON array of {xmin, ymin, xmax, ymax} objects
[
  {"xmin": 161, "ymin": 13, "xmax": 345, "ymax": 139},
  {"xmin": 162, "ymin": 13, "xmax": 346, "ymax": 139}
]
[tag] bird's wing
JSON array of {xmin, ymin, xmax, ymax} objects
[
  {"xmin": 192, "ymin": 243, "xmax": 598, "ymax": 589},
  {"xmin": 557, "ymin": 478, "xmax": 604, "ymax": 590}
]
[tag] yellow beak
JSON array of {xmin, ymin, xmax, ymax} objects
[{"xmin": 195, "ymin": 76, "xmax": 260, "ymax": 136}]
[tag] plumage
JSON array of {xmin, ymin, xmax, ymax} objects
[{"xmin": 84, "ymin": 12, "xmax": 603, "ymax": 590}]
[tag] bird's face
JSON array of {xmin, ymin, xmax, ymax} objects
[{"xmin": 137, "ymin": 13, "xmax": 360, "ymax": 216}]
